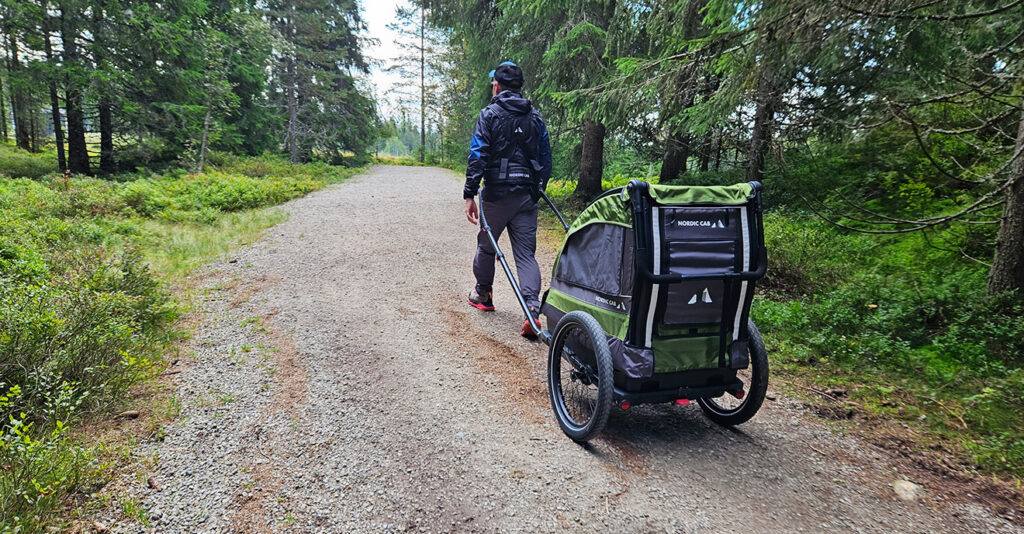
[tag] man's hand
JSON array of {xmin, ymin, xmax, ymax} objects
[{"xmin": 465, "ymin": 198, "xmax": 479, "ymax": 225}]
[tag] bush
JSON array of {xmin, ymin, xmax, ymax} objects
[
  {"xmin": 0, "ymin": 144, "xmax": 56, "ymax": 179},
  {"xmin": 0, "ymin": 216, "xmax": 174, "ymax": 532},
  {"xmin": 754, "ymin": 213, "xmax": 1024, "ymax": 475},
  {"xmin": 374, "ymin": 154, "xmax": 432, "ymax": 167},
  {"xmin": 761, "ymin": 213, "xmax": 873, "ymax": 295},
  {"xmin": 0, "ymin": 407, "xmax": 96, "ymax": 533}
]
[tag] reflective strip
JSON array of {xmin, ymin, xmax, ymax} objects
[
  {"xmin": 733, "ymin": 207, "xmax": 750, "ymax": 341},
  {"xmin": 645, "ymin": 207, "xmax": 661, "ymax": 347}
]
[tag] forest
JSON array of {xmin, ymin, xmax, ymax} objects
[{"xmin": 1, "ymin": 0, "xmax": 1023, "ymax": 530}]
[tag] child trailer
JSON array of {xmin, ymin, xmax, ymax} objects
[{"xmin": 480, "ymin": 180, "xmax": 768, "ymax": 442}]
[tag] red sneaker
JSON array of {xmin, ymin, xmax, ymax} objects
[
  {"xmin": 467, "ymin": 289, "xmax": 495, "ymax": 312},
  {"xmin": 521, "ymin": 308, "xmax": 542, "ymax": 340}
]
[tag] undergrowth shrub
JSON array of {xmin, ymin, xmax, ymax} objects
[
  {"xmin": 374, "ymin": 154, "xmax": 429, "ymax": 166},
  {"xmin": 0, "ymin": 144, "xmax": 55, "ymax": 179},
  {"xmin": 754, "ymin": 214, "xmax": 1024, "ymax": 475},
  {"xmin": 761, "ymin": 214, "xmax": 873, "ymax": 295},
  {"xmin": 0, "ymin": 219, "xmax": 175, "ymax": 531},
  {"xmin": 0, "ymin": 405, "xmax": 96, "ymax": 533}
]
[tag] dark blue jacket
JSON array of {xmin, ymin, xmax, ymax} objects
[{"xmin": 463, "ymin": 91, "xmax": 552, "ymax": 200}]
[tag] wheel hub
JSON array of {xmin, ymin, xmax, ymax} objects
[{"xmin": 570, "ymin": 369, "xmax": 593, "ymax": 385}]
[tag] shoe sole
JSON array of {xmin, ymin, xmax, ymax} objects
[{"xmin": 467, "ymin": 299, "xmax": 495, "ymax": 312}]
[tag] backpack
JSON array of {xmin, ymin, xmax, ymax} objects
[{"xmin": 495, "ymin": 110, "xmax": 543, "ymax": 177}]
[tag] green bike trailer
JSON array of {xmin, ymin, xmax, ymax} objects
[{"xmin": 478, "ymin": 180, "xmax": 769, "ymax": 442}]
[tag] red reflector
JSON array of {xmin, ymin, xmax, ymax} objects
[
  {"xmin": 731, "ymin": 389, "xmax": 746, "ymax": 400},
  {"xmin": 620, "ymin": 401, "xmax": 631, "ymax": 411},
  {"xmin": 674, "ymin": 398, "xmax": 690, "ymax": 406}
]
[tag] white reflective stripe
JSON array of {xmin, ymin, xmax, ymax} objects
[
  {"xmin": 645, "ymin": 207, "xmax": 661, "ymax": 347},
  {"xmin": 733, "ymin": 281, "xmax": 748, "ymax": 341},
  {"xmin": 733, "ymin": 207, "xmax": 750, "ymax": 341},
  {"xmin": 740, "ymin": 207, "xmax": 750, "ymax": 271}
]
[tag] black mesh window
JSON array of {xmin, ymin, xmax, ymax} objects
[{"xmin": 555, "ymin": 223, "xmax": 627, "ymax": 296}]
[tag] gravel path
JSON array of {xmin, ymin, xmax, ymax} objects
[{"xmin": 110, "ymin": 165, "xmax": 1020, "ymax": 533}]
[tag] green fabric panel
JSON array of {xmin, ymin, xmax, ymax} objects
[
  {"xmin": 648, "ymin": 183, "xmax": 753, "ymax": 206},
  {"xmin": 546, "ymin": 288, "xmax": 629, "ymax": 339},
  {"xmin": 652, "ymin": 335, "xmax": 720, "ymax": 373},
  {"xmin": 657, "ymin": 325, "xmax": 722, "ymax": 337},
  {"xmin": 566, "ymin": 194, "xmax": 632, "ymax": 234},
  {"xmin": 552, "ymin": 194, "xmax": 632, "ymax": 279}
]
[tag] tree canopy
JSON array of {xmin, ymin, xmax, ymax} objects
[{"xmin": 0, "ymin": 0, "xmax": 379, "ymax": 171}]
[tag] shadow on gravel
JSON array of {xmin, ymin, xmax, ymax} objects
[{"xmin": 590, "ymin": 403, "xmax": 766, "ymax": 478}]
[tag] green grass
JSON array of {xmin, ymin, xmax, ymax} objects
[
  {"xmin": 373, "ymin": 154, "xmax": 430, "ymax": 166},
  {"xmin": 120, "ymin": 496, "xmax": 150, "ymax": 527},
  {"xmin": 0, "ymin": 146, "xmax": 365, "ymax": 532},
  {"xmin": 138, "ymin": 209, "xmax": 288, "ymax": 280}
]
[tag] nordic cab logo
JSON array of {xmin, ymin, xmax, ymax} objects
[
  {"xmin": 676, "ymin": 219, "xmax": 727, "ymax": 229},
  {"xmin": 594, "ymin": 295, "xmax": 627, "ymax": 311},
  {"xmin": 687, "ymin": 288, "xmax": 714, "ymax": 305}
]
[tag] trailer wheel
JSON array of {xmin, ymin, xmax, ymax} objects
[
  {"xmin": 697, "ymin": 319, "xmax": 769, "ymax": 426},
  {"xmin": 547, "ymin": 311, "xmax": 613, "ymax": 442}
]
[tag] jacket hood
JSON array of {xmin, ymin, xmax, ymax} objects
[{"xmin": 492, "ymin": 91, "xmax": 533, "ymax": 115}]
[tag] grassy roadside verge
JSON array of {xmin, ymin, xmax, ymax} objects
[{"xmin": 0, "ymin": 145, "xmax": 364, "ymax": 531}]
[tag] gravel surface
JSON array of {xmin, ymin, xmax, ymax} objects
[{"xmin": 108, "ymin": 165, "xmax": 1021, "ymax": 533}]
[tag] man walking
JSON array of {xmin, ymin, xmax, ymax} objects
[{"xmin": 464, "ymin": 61, "xmax": 552, "ymax": 339}]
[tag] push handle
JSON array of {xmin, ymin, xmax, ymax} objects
[{"xmin": 635, "ymin": 246, "xmax": 768, "ymax": 284}]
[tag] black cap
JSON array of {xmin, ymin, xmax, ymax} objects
[{"xmin": 490, "ymin": 61, "xmax": 524, "ymax": 90}]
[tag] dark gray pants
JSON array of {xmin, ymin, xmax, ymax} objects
[{"xmin": 474, "ymin": 191, "xmax": 541, "ymax": 309}]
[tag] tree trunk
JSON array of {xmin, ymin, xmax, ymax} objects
[
  {"xmin": 286, "ymin": 55, "xmax": 299, "ymax": 163},
  {"xmin": 63, "ymin": 87, "xmax": 89, "ymax": 174},
  {"xmin": 42, "ymin": 5, "xmax": 67, "ymax": 171},
  {"xmin": 419, "ymin": 7, "xmax": 425, "ymax": 163},
  {"xmin": 195, "ymin": 108, "xmax": 212, "ymax": 173},
  {"xmin": 60, "ymin": 6, "xmax": 90, "ymax": 175},
  {"xmin": 746, "ymin": 72, "xmax": 777, "ymax": 183},
  {"xmin": 98, "ymin": 97, "xmax": 114, "ymax": 174},
  {"xmin": 657, "ymin": 0, "xmax": 707, "ymax": 183},
  {"xmin": 713, "ymin": 132, "xmax": 722, "ymax": 171},
  {"xmin": 698, "ymin": 133, "xmax": 711, "ymax": 172},
  {"xmin": 576, "ymin": 119, "xmax": 605, "ymax": 201},
  {"xmin": 91, "ymin": 6, "xmax": 114, "ymax": 174},
  {"xmin": 29, "ymin": 107, "xmax": 37, "ymax": 151},
  {"xmin": 659, "ymin": 132, "xmax": 689, "ymax": 181},
  {"xmin": 988, "ymin": 109, "xmax": 1024, "ymax": 296},
  {"xmin": 6, "ymin": 33, "xmax": 31, "ymax": 151},
  {"xmin": 0, "ymin": 74, "xmax": 7, "ymax": 142}
]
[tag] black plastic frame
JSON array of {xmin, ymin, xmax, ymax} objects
[{"xmin": 624, "ymin": 180, "xmax": 767, "ymax": 362}]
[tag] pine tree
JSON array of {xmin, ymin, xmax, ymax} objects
[
  {"xmin": 387, "ymin": 4, "xmax": 445, "ymax": 163},
  {"xmin": 268, "ymin": 0, "xmax": 376, "ymax": 163}
]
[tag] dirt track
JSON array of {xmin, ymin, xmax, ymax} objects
[{"xmin": 109, "ymin": 166, "xmax": 1020, "ymax": 533}]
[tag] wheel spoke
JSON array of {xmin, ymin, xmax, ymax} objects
[{"xmin": 556, "ymin": 324, "xmax": 600, "ymax": 427}]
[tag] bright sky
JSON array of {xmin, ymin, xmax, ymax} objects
[{"xmin": 361, "ymin": 0, "xmax": 409, "ymax": 119}]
